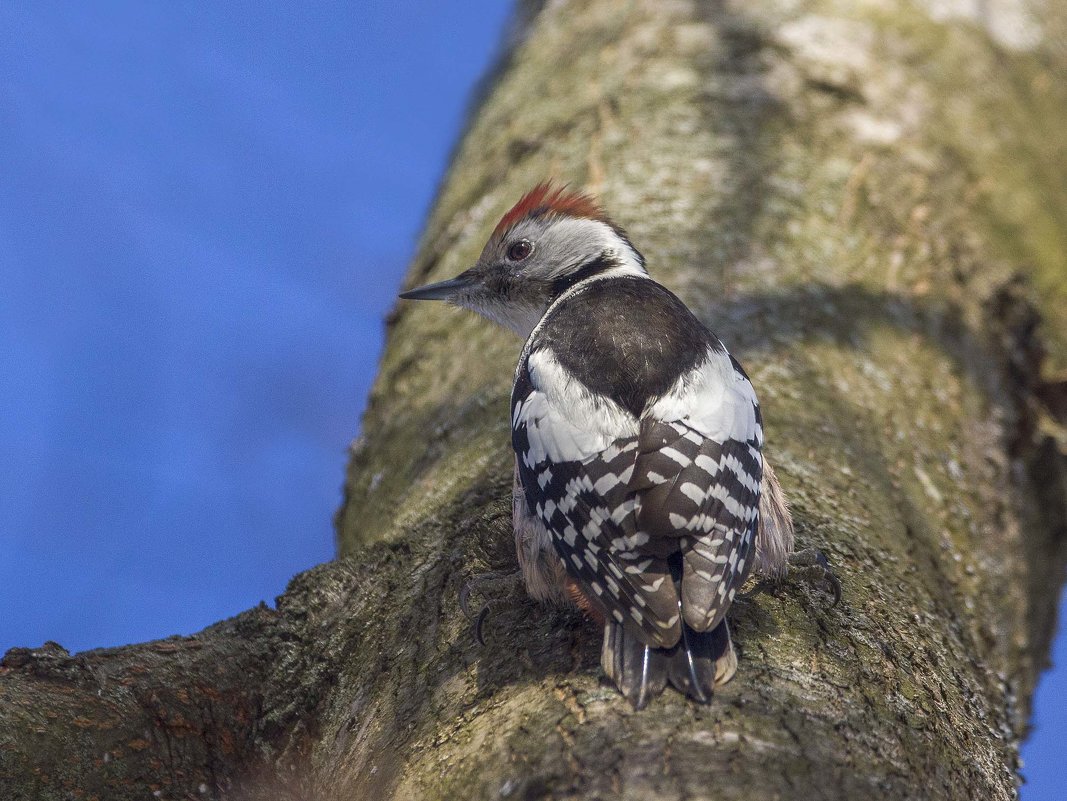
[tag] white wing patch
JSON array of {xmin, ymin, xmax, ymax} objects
[
  {"xmin": 514, "ymin": 348, "xmax": 638, "ymax": 464},
  {"xmin": 648, "ymin": 349, "xmax": 763, "ymax": 448}
]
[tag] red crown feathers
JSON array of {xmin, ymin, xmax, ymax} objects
[{"xmin": 492, "ymin": 182, "xmax": 608, "ymax": 238}]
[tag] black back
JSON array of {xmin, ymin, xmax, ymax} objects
[{"xmin": 533, "ymin": 277, "xmax": 722, "ymax": 417}]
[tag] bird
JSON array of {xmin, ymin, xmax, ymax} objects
[{"xmin": 399, "ymin": 182, "xmax": 822, "ymax": 708}]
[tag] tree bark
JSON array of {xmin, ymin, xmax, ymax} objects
[{"xmin": 3, "ymin": 1, "xmax": 1066, "ymax": 799}]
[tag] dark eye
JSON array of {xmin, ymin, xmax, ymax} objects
[{"xmin": 507, "ymin": 239, "xmax": 533, "ymax": 261}]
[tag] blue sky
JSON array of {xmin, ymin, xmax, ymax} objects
[
  {"xmin": 0, "ymin": 0, "xmax": 511, "ymax": 648},
  {"xmin": 0, "ymin": 3, "xmax": 1061, "ymax": 796}
]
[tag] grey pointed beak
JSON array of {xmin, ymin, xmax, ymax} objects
[{"xmin": 398, "ymin": 274, "xmax": 475, "ymax": 301}]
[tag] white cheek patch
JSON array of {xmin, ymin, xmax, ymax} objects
[{"xmin": 458, "ymin": 295, "xmax": 547, "ymax": 339}]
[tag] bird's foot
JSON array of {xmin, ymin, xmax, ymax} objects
[
  {"xmin": 786, "ymin": 548, "xmax": 842, "ymax": 606},
  {"xmin": 740, "ymin": 548, "xmax": 841, "ymax": 606},
  {"xmin": 459, "ymin": 570, "xmax": 524, "ymax": 646}
]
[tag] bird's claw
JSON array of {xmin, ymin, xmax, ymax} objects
[
  {"xmin": 458, "ymin": 581, "xmax": 479, "ymax": 621},
  {"xmin": 739, "ymin": 548, "xmax": 841, "ymax": 606},
  {"xmin": 459, "ymin": 570, "xmax": 522, "ymax": 646},
  {"xmin": 787, "ymin": 548, "xmax": 842, "ymax": 607}
]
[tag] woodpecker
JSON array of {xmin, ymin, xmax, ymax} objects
[{"xmin": 400, "ymin": 183, "xmax": 799, "ymax": 708}]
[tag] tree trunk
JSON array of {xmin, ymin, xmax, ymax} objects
[{"xmin": 3, "ymin": 1, "xmax": 1066, "ymax": 799}]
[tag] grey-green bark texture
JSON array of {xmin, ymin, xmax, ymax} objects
[{"xmin": 3, "ymin": 0, "xmax": 1066, "ymax": 799}]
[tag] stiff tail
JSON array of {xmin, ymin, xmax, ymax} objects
[{"xmin": 601, "ymin": 618, "xmax": 736, "ymax": 709}]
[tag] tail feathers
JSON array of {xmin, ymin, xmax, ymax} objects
[
  {"xmin": 602, "ymin": 622, "xmax": 668, "ymax": 710},
  {"xmin": 602, "ymin": 619, "xmax": 736, "ymax": 709},
  {"xmin": 666, "ymin": 619, "xmax": 736, "ymax": 702}
]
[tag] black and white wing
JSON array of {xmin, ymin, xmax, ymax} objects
[
  {"xmin": 512, "ymin": 348, "xmax": 682, "ymax": 647},
  {"xmin": 642, "ymin": 352, "xmax": 763, "ymax": 632},
  {"xmin": 512, "ymin": 344, "xmax": 763, "ymax": 648}
]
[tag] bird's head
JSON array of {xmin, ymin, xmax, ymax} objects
[{"xmin": 399, "ymin": 182, "xmax": 646, "ymax": 337}]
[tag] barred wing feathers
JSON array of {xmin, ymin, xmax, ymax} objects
[
  {"xmin": 513, "ymin": 355, "xmax": 679, "ymax": 647},
  {"xmin": 512, "ymin": 346, "xmax": 763, "ymax": 647},
  {"xmin": 646, "ymin": 352, "xmax": 764, "ymax": 631}
]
